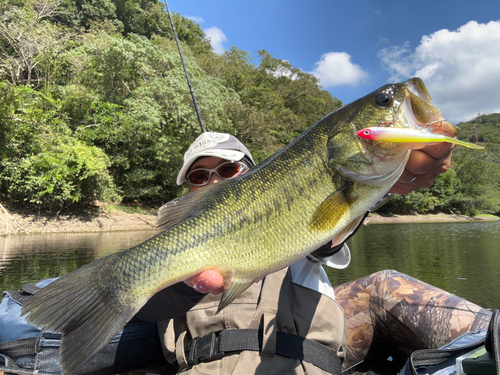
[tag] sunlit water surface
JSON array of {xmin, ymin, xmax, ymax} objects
[
  {"xmin": 328, "ymin": 221, "xmax": 500, "ymax": 309},
  {"xmin": 1, "ymin": 222, "xmax": 499, "ymax": 308}
]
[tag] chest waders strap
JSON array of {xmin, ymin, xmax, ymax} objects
[{"xmin": 185, "ymin": 329, "xmax": 342, "ymax": 375}]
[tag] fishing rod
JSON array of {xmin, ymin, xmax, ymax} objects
[{"xmin": 163, "ymin": 0, "xmax": 206, "ymax": 133}]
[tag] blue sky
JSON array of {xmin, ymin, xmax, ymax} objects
[{"xmin": 167, "ymin": 0, "xmax": 500, "ymax": 123}]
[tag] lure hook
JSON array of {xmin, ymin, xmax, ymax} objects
[{"xmin": 425, "ymin": 120, "xmax": 444, "ymax": 131}]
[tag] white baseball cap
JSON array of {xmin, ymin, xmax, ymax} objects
[{"xmin": 177, "ymin": 132, "xmax": 255, "ymax": 185}]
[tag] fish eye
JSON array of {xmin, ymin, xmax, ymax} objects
[
  {"xmin": 363, "ymin": 130, "xmax": 370, "ymax": 135},
  {"xmin": 374, "ymin": 93, "xmax": 394, "ymax": 108}
]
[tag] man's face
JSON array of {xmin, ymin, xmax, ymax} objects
[{"xmin": 187, "ymin": 156, "xmax": 249, "ymax": 192}]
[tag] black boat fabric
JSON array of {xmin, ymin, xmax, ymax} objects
[{"xmin": 399, "ymin": 310, "xmax": 500, "ymax": 375}]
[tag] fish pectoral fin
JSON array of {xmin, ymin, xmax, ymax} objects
[
  {"xmin": 331, "ymin": 214, "xmax": 366, "ymax": 247},
  {"xmin": 216, "ymin": 266, "xmax": 233, "ymax": 281},
  {"xmin": 157, "ymin": 183, "xmax": 219, "ymax": 230},
  {"xmin": 309, "ymin": 182, "xmax": 358, "ymax": 231},
  {"xmin": 216, "ymin": 277, "xmax": 255, "ymax": 314}
]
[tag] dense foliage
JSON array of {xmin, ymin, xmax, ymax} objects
[
  {"xmin": 0, "ymin": 0, "xmax": 498, "ymax": 216},
  {"xmin": 0, "ymin": 0, "xmax": 340, "ymax": 209}
]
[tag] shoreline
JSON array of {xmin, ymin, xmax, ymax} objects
[
  {"xmin": 0, "ymin": 205, "xmax": 498, "ymax": 236},
  {"xmin": 365, "ymin": 213, "xmax": 499, "ymax": 225}
]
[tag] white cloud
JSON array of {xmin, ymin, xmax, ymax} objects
[
  {"xmin": 378, "ymin": 20, "xmax": 500, "ymax": 122},
  {"xmin": 185, "ymin": 15, "xmax": 204, "ymax": 24},
  {"xmin": 204, "ymin": 26, "xmax": 227, "ymax": 54},
  {"xmin": 310, "ymin": 52, "xmax": 369, "ymax": 87}
]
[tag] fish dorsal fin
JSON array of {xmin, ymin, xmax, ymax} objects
[
  {"xmin": 156, "ymin": 184, "xmax": 219, "ymax": 230},
  {"xmin": 216, "ymin": 275, "xmax": 255, "ymax": 314},
  {"xmin": 331, "ymin": 214, "xmax": 366, "ymax": 247},
  {"xmin": 309, "ymin": 182, "xmax": 358, "ymax": 232}
]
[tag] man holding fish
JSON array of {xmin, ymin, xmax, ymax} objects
[
  {"xmin": 21, "ymin": 78, "xmax": 492, "ymax": 375},
  {"xmin": 135, "ymin": 127, "xmax": 490, "ymax": 373}
]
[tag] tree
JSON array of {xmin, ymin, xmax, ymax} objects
[
  {"xmin": 451, "ymin": 148, "xmax": 500, "ymax": 214},
  {"xmin": 0, "ymin": 83, "xmax": 118, "ymax": 208},
  {"xmin": 0, "ymin": 0, "xmax": 71, "ymax": 86},
  {"xmin": 53, "ymin": 32, "xmax": 238, "ymax": 203},
  {"xmin": 57, "ymin": 0, "xmax": 123, "ymax": 30},
  {"xmin": 199, "ymin": 48, "xmax": 343, "ymax": 159}
]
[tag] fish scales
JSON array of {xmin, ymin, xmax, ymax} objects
[
  {"xmin": 117, "ymin": 120, "xmax": 361, "ymax": 301},
  {"xmin": 21, "ymin": 78, "xmax": 462, "ymax": 374}
]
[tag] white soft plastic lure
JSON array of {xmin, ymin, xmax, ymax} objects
[{"xmin": 357, "ymin": 127, "xmax": 484, "ymax": 150}]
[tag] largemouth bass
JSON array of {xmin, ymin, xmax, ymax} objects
[{"xmin": 22, "ymin": 78, "xmax": 460, "ymax": 374}]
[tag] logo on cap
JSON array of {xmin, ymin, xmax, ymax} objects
[{"xmin": 184, "ymin": 133, "xmax": 230, "ymax": 161}]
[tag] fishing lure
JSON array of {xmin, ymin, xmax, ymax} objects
[{"xmin": 357, "ymin": 127, "xmax": 484, "ymax": 149}]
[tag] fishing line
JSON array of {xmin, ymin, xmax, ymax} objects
[{"xmin": 163, "ymin": 0, "xmax": 206, "ymax": 133}]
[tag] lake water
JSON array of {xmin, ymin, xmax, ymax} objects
[{"xmin": 1, "ymin": 221, "xmax": 499, "ymax": 309}]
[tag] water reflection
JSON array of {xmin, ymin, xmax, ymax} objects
[
  {"xmin": 327, "ymin": 221, "xmax": 500, "ymax": 309},
  {"xmin": 0, "ymin": 230, "xmax": 159, "ymax": 295},
  {"xmin": 1, "ymin": 222, "xmax": 499, "ymax": 308}
]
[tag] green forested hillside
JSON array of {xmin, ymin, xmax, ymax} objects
[
  {"xmin": 0, "ymin": 0, "xmax": 341, "ymax": 209},
  {"xmin": 457, "ymin": 113, "xmax": 500, "ymax": 163},
  {"xmin": 0, "ymin": 0, "xmax": 498, "ymax": 216}
]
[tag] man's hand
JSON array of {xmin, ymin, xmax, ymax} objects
[
  {"xmin": 390, "ymin": 143, "xmax": 454, "ymax": 195},
  {"xmin": 184, "ymin": 270, "xmax": 225, "ymax": 295}
]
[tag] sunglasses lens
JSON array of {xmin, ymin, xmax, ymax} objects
[
  {"xmin": 217, "ymin": 163, "xmax": 242, "ymax": 178},
  {"xmin": 187, "ymin": 162, "xmax": 246, "ymax": 186},
  {"xmin": 187, "ymin": 169, "xmax": 210, "ymax": 185}
]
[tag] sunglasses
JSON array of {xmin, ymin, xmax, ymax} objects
[{"xmin": 187, "ymin": 161, "xmax": 249, "ymax": 186}]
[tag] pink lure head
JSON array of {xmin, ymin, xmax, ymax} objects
[{"xmin": 356, "ymin": 128, "xmax": 379, "ymax": 140}]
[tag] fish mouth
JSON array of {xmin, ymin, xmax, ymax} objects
[{"xmin": 403, "ymin": 78, "xmax": 459, "ymax": 137}]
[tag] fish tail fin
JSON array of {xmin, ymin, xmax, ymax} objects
[{"xmin": 21, "ymin": 257, "xmax": 139, "ymax": 375}]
